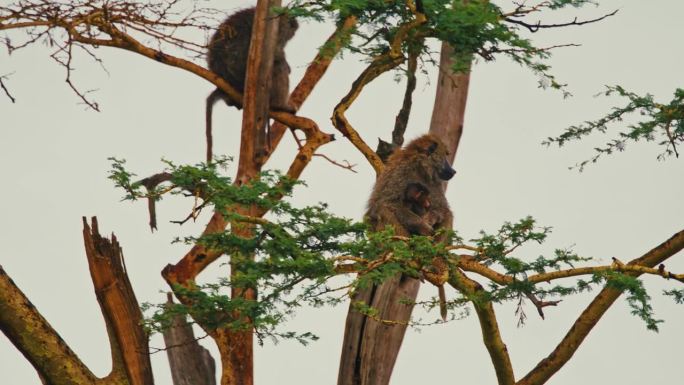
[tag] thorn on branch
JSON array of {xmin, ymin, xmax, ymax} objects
[{"xmin": 313, "ymin": 153, "xmax": 358, "ymax": 173}]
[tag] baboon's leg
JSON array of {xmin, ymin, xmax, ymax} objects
[{"xmin": 270, "ymin": 58, "xmax": 295, "ymax": 113}]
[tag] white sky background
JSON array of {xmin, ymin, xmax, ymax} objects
[{"xmin": 2, "ymin": 0, "xmax": 684, "ymax": 384}]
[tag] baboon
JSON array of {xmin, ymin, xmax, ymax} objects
[
  {"xmin": 403, "ymin": 182, "xmax": 443, "ymax": 235},
  {"xmin": 366, "ymin": 134, "xmax": 455, "ymax": 237},
  {"xmin": 205, "ymin": 7, "xmax": 298, "ymax": 161},
  {"xmin": 403, "ymin": 181, "xmax": 449, "ymax": 320},
  {"xmin": 339, "ymin": 134, "xmax": 455, "ymax": 384}
]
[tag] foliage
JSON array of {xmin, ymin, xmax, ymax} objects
[
  {"xmin": 110, "ymin": 159, "xmax": 677, "ymax": 343},
  {"xmin": 289, "ymin": 0, "xmax": 593, "ymax": 93},
  {"xmin": 664, "ymin": 288, "xmax": 684, "ymax": 304},
  {"xmin": 545, "ymin": 86, "xmax": 684, "ymax": 170}
]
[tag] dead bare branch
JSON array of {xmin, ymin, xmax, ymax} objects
[{"xmin": 505, "ymin": 9, "xmax": 619, "ymax": 33}]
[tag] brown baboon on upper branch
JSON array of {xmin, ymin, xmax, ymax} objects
[{"xmin": 205, "ymin": 7, "xmax": 298, "ymax": 161}]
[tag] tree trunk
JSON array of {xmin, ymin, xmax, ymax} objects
[
  {"xmin": 163, "ymin": 294, "xmax": 217, "ymax": 385},
  {"xmin": 337, "ymin": 42, "xmax": 471, "ymax": 385},
  {"xmin": 223, "ymin": 1, "xmax": 281, "ymax": 385}
]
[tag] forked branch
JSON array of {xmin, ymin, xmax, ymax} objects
[{"xmin": 517, "ymin": 228, "xmax": 684, "ymax": 385}]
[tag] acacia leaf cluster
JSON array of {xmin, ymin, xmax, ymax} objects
[
  {"xmin": 113, "ymin": 159, "xmax": 676, "ymax": 342},
  {"xmin": 546, "ymin": 86, "xmax": 684, "ymax": 170},
  {"xmin": 288, "ymin": 0, "xmax": 593, "ymax": 93}
]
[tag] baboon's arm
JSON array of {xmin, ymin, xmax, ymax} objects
[{"xmin": 374, "ymin": 205, "xmax": 435, "ymax": 236}]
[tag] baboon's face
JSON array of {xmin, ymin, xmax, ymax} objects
[
  {"xmin": 405, "ymin": 183, "xmax": 431, "ymax": 210},
  {"xmin": 423, "ymin": 138, "xmax": 456, "ymax": 181}
]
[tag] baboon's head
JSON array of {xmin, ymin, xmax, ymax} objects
[
  {"xmin": 405, "ymin": 182, "xmax": 431, "ymax": 210},
  {"xmin": 404, "ymin": 134, "xmax": 456, "ymax": 182},
  {"xmin": 277, "ymin": 13, "xmax": 299, "ymax": 44}
]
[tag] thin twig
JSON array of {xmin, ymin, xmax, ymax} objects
[
  {"xmin": 313, "ymin": 153, "xmax": 357, "ymax": 173},
  {"xmin": 0, "ymin": 73, "xmax": 15, "ymax": 103},
  {"xmin": 505, "ymin": 9, "xmax": 618, "ymax": 33},
  {"xmin": 148, "ymin": 333, "xmax": 212, "ymax": 354}
]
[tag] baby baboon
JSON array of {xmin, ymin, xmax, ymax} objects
[
  {"xmin": 205, "ymin": 7, "xmax": 298, "ymax": 161},
  {"xmin": 403, "ymin": 181, "xmax": 449, "ymax": 320},
  {"xmin": 403, "ymin": 182, "xmax": 443, "ymax": 235}
]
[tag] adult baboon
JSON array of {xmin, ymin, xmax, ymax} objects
[
  {"xmin": 339, "ymin": 134, "xmax": 455, "ymax": 385},
  {"xmin": 205, "ymin": 7, "xmax": 298, "ymax": 161},
  {"xmin": 366, "ymin": 134, "xmax": 454, "ymax": 237}
]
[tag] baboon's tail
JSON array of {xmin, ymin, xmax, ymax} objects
[{"xmin": 439, "ymin": 285, "xmax": 447, "ymax": 321}]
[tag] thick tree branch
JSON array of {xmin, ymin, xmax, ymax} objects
[
  {"xmin": 449, "ymin": 269, "xmax": 515, "ymax": 385},
  {"xmin": 429, "ymin": 42, "xmax": 470, "ymax": 165},
  {"xmin": 517, "ymin": 228, "xmax": 684, "ymax": 385},
  {"xmin": 332, "ymin": 0, "xmax": 427, "ymax": 175},
  {"xmin": 265, "ymin": 16, "xmax": 357, "ymax": 163},
  {"xmin": 162, "ymin": 293, "xmax": 216, "ymax": 385},
  {"xmin": 0, "ymin": 266, "xmax": 99, "ymax": 385}
]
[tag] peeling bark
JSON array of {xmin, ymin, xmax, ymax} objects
[{"xmin": 83, "ymin": 216, "xmax": 153, "ymax": 385}]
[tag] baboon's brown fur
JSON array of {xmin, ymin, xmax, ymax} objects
[
  {"xmin": 404, "ymin": 182, "xmax": 444, "ymax": 234},
  {"xmin": 204, "ymin": 7, "xmax": 298, "ymax": 161},
  {"xmin": 366, "ymin": 134, "xmax": 455, "ymax": 320},
  {"xmin": 206, "ymin": 7, "xmax": 298, "ymax": 112},
  {"xmin": 366, "ymin": 134, "xmax": 454, "ymax": 236}
]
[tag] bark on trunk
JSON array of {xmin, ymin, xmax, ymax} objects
[
  {"xmin": 83, "ymin": 216, "xmax": 154, "ymax": 385},
  {"xmin": 337, "ymin": 41, "xmax": 471, "ymax": 385},
  {"xmin": 163, "ymin": 294, "xmax": 216, "ymax": 385},
  {"xmin": 223, "ymin": 1, "xmax": 281, "ymax": 384},
  {"xmin": 0, "ymin": 266, "xmax": 99, "ymax": 385}
]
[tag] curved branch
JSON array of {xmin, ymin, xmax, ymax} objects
[
  {"xmin": 0, "ymin": 266, "xmax": 100, "ymax": 385},
  {"xmin": 265, "ymin": 15, "xmax": 357, "ymax": 162},
  {"xmin": 517, "ymin": 228, "xmax": 684, "ymax": 385},
  {"xmin": 449, "ymin": 269, "xmax": 515, "ymax": 385},
  {"xmin": 331, "ymin": 0, "xmax": 427, "ymax": 175}
]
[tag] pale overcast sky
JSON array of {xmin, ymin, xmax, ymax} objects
[{"xmin": 2, "ymin": 1, "xmax": 683, "ymax": 384}]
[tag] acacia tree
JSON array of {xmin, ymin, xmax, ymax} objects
[{"xmin": 1, "ymin": 1, "xmax": 683, "ymax": 385}]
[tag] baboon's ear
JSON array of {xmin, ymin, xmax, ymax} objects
[{"xmin": 426, "ymin": 141, "xmax": 438, "ymax": 154}]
